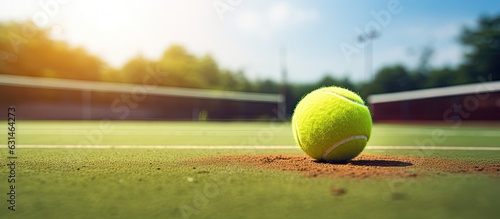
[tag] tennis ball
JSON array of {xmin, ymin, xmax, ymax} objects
[{"xmin": 292, "ymin": 86, "xmax": 372, "ymax": 163}]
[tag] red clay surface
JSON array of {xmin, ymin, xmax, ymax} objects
[{"xmin": 191, "ymin": 154, "xmax": 500, "ymax": 178}]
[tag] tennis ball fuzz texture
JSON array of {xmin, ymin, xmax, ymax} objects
[{"xmin": 292, "ymin": 86, "xmax": 372, "ymax": 162}]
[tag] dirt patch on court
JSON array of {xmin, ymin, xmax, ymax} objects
[{"xmin": 190, "ymin": 154, "xmax": 500, "ymax": 178}]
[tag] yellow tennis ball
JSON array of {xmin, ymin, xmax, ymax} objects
[{"xmin": 292, "ymin": 86, "xmax": 372, "ymax": 162}]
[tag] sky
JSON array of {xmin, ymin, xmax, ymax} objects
[{"xmin": 0, "ymin": 0, "xmax": 499, "ymax": 83}]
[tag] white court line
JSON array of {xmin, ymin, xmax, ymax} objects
[
  {"xmin": 18, "ymin": 145, "xmax": 298, "ymax": 149},
  {"xmin": 18, "ymin": 129, "xmax": 499, "ymax": 137},
  {"xmin": 365, "ymin": 146, "xmax": 500, "ymax": 151},
  {"xmin": 15, "ymin": 145, "xmax": 500, "ymax": 151}
]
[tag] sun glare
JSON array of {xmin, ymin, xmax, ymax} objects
[{"xmin": 71, "ymin": 1, "xmax": 133, "ymax": 33}]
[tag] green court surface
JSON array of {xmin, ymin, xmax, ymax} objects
[{"xmin": 0, "ymin": 121, "xmax": 499, "ymax": 219}]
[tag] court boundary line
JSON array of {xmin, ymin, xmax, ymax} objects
[{"xmin": 15, "ymin": 145, "xmax": 500, "ymax": 151}]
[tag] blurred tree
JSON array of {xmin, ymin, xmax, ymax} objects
[
  {"xmin": 157, "ymin": 44, "xmax": 203, "ymax": 88},
  {"xmin": 225, "ymin": 70, "xmax": 254, "ymax": 92},
  {"xmin": 121, "ymin": 54, "xmax": 152, "ymax": 84},
  {"xmin": 100, "ymin": 65, "xmax": 125, "ymax": 83},
  {"xmin": 363, "ymin": 65, "xmax": 417, "ymax": 95},
  {"xmin": 416, "ymin": 44, "xmax": 434, "ymax": 75},
  {"xmin": 0, "ymin": 21, "xmax": 103, "ymax": 81},
  {"xmin": 255, "ymin": 79, "xmax": 280, "ymax": 93},
  {"xmin": 201, "ymin": 68, "xmax": 252, "ymax": 92},
  {"xmin": 315, "ymin": 75, "xmax": 356, "ymax": 91},
  {"xmin": 460, "ymin": 14, "xmax": 500, "ymax": 82},
  {"xmin": 424, "ymin": 67, "xmax": 456, "ymax": 88},
  {"xmin": 118, "ymin": 44, "xmax": 256, "ymax": 92},
  {"xmin": 197, "ymin": 54, "xmax": 220, "ymax": 88}
]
